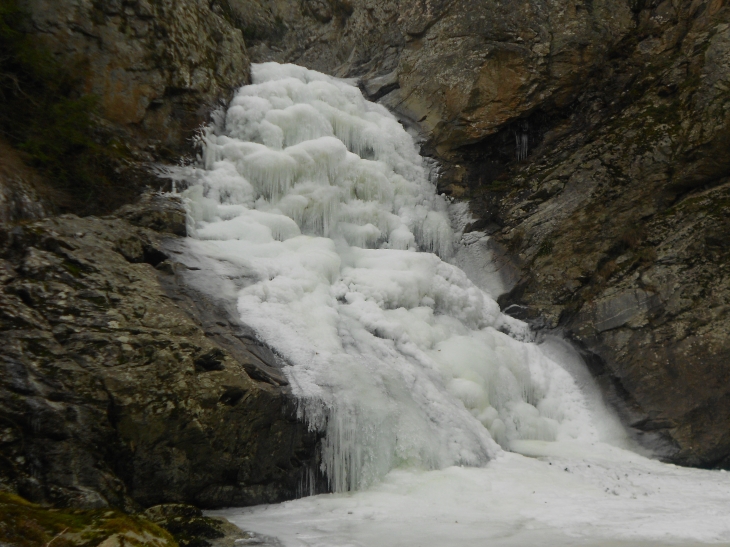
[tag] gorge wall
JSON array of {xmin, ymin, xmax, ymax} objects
[
  {"xmin": 231, "ymin": 0, "xmax": 730, "ymax": 468},
  {"xmin": 1, "ymin": 0, "xmax": 729, "ymax": 518},
  {"xmin": 0, "ymin": 0, "xmax": 250, "ymax": 219}
]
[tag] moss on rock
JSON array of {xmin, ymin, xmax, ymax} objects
[{"xmin": 0, "ymin": 491, "xmax": 176, "ymax": 547}]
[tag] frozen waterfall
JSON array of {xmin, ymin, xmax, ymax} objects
[
  {"xmin": 178, "ymin": 63, "xmax": 626, "ymax": 492},
  {"xmin": 175, "ymin": 63, "xmax": 730, "ymax": 546}
]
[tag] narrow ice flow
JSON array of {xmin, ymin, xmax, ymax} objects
[{"xmin": 179, "ymin": 62, "xmax": 626, "ymax": 493}]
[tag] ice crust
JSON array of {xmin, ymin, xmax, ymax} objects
[
  {"xmin": 212, "ymin": 447, "xmax": 730, "ymax": 546},
  {"xmin": 182, "ymin": 63, "xmax": 626, "ymax": 492}
]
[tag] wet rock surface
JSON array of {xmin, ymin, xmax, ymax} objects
[{"xmin": 0, "ymin": 194, "xmax": 318, "ymax": 510}]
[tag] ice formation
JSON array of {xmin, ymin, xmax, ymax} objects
[{"xmin": 180, "ymin": 63, "xmax": 625, "ymax": 493}]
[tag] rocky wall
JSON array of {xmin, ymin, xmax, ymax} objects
[
  {"xmin": 0, "ymin": 195, "xmax": 318, "ymax": 509},
  {"xmin": 21, "ymin": 0, "xmax": 250, "ymax": 160}
]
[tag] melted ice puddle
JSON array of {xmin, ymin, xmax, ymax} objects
[{"xmin": 175, "ymin": 62, "xmax": 730, "ymax": 545}]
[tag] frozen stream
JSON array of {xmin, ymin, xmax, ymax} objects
[{"xmin": 176, "ymin": 63, "xmax": 730, "ymax": 545}]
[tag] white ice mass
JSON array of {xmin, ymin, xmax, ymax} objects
[{"xmin": 176, "ymin": 63, "xmax": 730, "ymax": 545}]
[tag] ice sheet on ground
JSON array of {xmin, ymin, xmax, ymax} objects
[{"xmin": 212, "ymin": 450, "xmax": 730, "ymax": 547}]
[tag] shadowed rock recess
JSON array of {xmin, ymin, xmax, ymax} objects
[{"xmin": 0, "ymin": 196, "xmax": 318, "ymax": 510}]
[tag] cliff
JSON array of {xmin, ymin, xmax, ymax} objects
[
  {"xmin": 0, "ymin": 0, "xmax": 249, "ymax": 218},
  {"xmin": 0, "ymin": 195, "xmax": 318, "ymax": 510},
  {"xmin": 1, "ymin": 0, "xmax": 729, "ymax": 530}
]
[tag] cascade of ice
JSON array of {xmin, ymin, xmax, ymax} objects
[{"xmin": 179, "ymin": 63, "xmax": 620, "ymax": 493}]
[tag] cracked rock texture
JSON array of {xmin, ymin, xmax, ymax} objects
[
  {"xmin": 0, "ymin": 196, "xmax": 317, "ymax": 509},
  {"xmin": 455, "ymin": 1, "xmax": 730, "ymax": 466},
  {"xmin": 225, "ymin": 0, "xmax": 636, "ymax": 150}
]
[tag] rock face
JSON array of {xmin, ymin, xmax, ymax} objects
[
  {"xmin": 1, "ymin": 0, "xmax": 253, "ymax": 220},
  {"xmin": 227, "ymin": 0, "xmax": 730, "ymax": 467},
  {"xmin": 0, "ymin": 195, "xmax": 318, "ymax": 509},
  {"xmin": 3, "ymin": 0, "xmax": 728, "ymax": 507},
  {"xmin": 225, "ymin": 0, "xmax": 635, "ymax": 148},
  {"xmin": 21, "ymin": 0, "xmax": 250, "ymax": 160},
  {"xmin": 0, "ymin": 140, "xmax": 55, "ymax": 224},
  {"xmin": 475, "ymin": 2, "xmax": 730, "ymax": 467}
]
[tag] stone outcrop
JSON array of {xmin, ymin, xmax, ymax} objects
[
  {"xmin": 227, "ymin": 0, "xmax": 730, "ymax": 467},
  {"xmin": 21, "ymin": 0, "xmax": 250, "ymax": 160},
  {"xmin": 0, "ymin": 195, "xmax": 317, "ymax": 510},
  {"xmin": 0, "ymin": 0, "xmax": 253, "ymax": 220}
]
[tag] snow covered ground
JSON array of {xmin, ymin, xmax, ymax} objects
[{"xmin": 213, "ymin": 446, "xmax": 730, "ymax": 546}]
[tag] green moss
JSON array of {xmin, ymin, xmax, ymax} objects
[
  {"xmin": 0, "ymin": 492, "xmax": 177, "ymax": 547},
  {"xmin": 62, "ymin": 261, "xmax": 83, "ymax": 278}
]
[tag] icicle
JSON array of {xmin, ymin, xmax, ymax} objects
[{"xmin": 515, "ymin": 121, "xmax": 529, "ymax": 161}]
